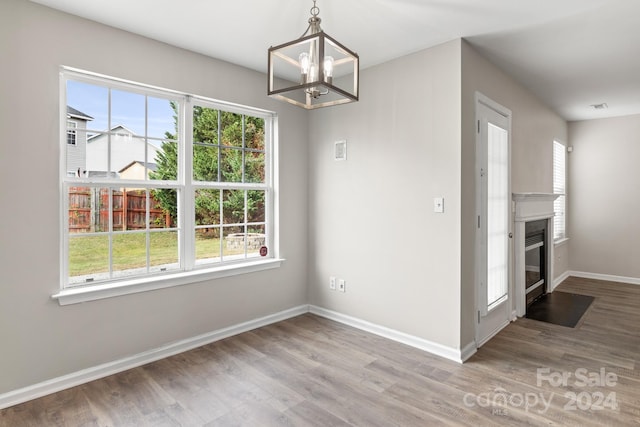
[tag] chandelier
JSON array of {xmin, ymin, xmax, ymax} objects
[{"xmin": 267, "ymin": 0, "xmax": 359, "ymax": 109}]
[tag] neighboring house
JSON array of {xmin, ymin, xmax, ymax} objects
[
  {"xmin": 86, "ymin": 125, "xmax": 160, "ymax": 176},
  {"xmin": 65, "ymin": 106, "xmax": 93, "ymax": 176},
  {"xmin": 119, "ymin": 160, "xmax": 158, "ymax": 180}
]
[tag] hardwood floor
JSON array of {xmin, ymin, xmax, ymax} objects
[{"xmin": 2, "ymin": 277, "xmax": 639, "ymax": 426}]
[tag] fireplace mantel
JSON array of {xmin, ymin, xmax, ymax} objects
[{"xmin": 512, "ymin": 192, "xmax": 560, "ymax": 222}]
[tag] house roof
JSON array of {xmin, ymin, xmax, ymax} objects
[
  {"xmin": 87, "ymin": 125, "xmax": 136, "ymax": 142},
  {"xmin": 67, "ymin": 106, "xmax": 93, "ymax": 121},
  {"xmin": 118, "ymin": 161, "xmax": 158, "ymax": 173}
]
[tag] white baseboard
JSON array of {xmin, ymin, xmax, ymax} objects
[
  {"xmin": 0, "ymin": 305, "xmax": 309, "ymax": 410},
  {"xmin": 309, "ymin": 305, "xmax": 469, "ymax": 363},
  {"xmin": 567, "ymin": 271, "xmax": 640, "ymax": 286},
  {"xmin": 1, "ymin": 303, "xmax": 480, "ymax": 410},
  {"xmin": 553, "ymin": 270, "xmax": 571, "ymax": 289},
  {"xmin": 460, "ymin": 341, "xmax": 478, "ymax": 362}
]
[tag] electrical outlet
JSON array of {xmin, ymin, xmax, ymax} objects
[
  {"xmin": 338, "ymin": 279, "xmax": 346, "ymax": 292},
  {"xmin": 329, "ymin": 276, "xmax": 336, "ymax": 290}
]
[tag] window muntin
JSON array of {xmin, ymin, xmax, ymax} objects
[
  {"xmin": 62, "ymin": 69, "xmax": 275, "ymax": 289},
  {"xmin": 553, "ymin": 141, "xmax": 566, "ymax": 240}
]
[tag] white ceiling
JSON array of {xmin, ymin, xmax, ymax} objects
[{"xmin": 31, "ymin": 0, "xmax": 640, "ymax": 121}]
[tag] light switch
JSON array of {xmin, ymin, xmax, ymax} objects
[
  {"xmin": 335, "ymin": 140, "xmax": 347, "ymax": 160},
  {"xmin": 434, "ymin": 197, "xmax": 444, "ymax": 213}
]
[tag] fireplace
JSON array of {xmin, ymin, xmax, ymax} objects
[
  {"xmin": 525, "ymin": 219, "xmax": 547, "ymax": 307},
  {"xmin": 513, "ymin": 193, "xmax": 560, "ymax": 317}
]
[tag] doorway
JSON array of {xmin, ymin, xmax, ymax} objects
[{"xmin": 475, "ymin": 93, "xmax": 512, "ymax": 347}]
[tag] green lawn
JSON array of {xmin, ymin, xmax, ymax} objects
[{"xmin": 68, "ymin": 232, "xmax": 247, "ymax": 277}]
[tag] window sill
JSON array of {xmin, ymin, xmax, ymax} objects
[
  {"xmin": 554, "ymin": 237, "xmax": 570, "ymax": 247},
  {"xmin": 52, "ymin": 258, "xmax": 284, "ymax": 306}
]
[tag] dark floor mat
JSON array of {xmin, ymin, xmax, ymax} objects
[{"xmin": 525, "ymin": 291, "xmax": 595, "ymax": 328}]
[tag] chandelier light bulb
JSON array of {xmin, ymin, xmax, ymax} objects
[{"xmin": 323, "ymin": 56, "xmax": 334, "ymax": 84}]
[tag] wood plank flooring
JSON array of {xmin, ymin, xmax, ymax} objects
[{"xmin": 2, "ymin": 276, "xmax": 639, "ymax": 426}]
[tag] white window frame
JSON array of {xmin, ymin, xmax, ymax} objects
[
  {"xmin": 54, "ymin": 67, "xmax": 281, "ymax": 305},
  {"xmin": 553, "ymin": 140, "xmax": 567, "ymax": 242}
]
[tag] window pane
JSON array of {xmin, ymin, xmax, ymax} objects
[
  {"xmin": 220, "ymin": 112, "xmax": 243, "ymax": 147},
  {"xmin": 195, "ymin": 227, "xmax": 221, "ymax": 265},
  {"xmin": 66, "ymin": 129, "xmax": 90, "ymax": 177},
  {"xmin": 66, "ymin": 80, "xmax": 107, "ymax": 132},
  {"xmin": 115, "ymin": 135, "xmax": 153, "ymax": 177},
  {"xmin": 148, "ymin": 97, "xmax": 177, "ymax": 140},
  {"xmin": 111, "ymin": 89, "xmax": 145, "ymax": 137},
  {"xmin": 150, "ymin": 188, "xmax": 177, "ymax": 229},
  {"xmin": 553, "ymin": 141, "xmax": 566, "ymax": 240},
  {"xmin": 222, "ymin": 226, "xmax": 245, "ymax": 259},
  {"xmin": 223, "ymin": 189, "xmax": 245, "ymax": 224},
  {"xmin": 68, "ymin": 186, "xmax": 93, "ymax": 233},
  {"xmin": 245, "ymin": 151, "xmax": 265, "ymax": 183},
  {"xmin": 245, "ymin": 117, "xmax": 265, "ymax": 150},
  {"xmin": 247, "ymin": 190, "xmax": 265, "ymax": 223},
  {"xmin": 247, "ymin": 224, "xmax": 266, "ymax": 258},
  {"xmin": 149, "ymin": 231, "xmax": 179, "ymax": 272},
  {"xmin": 121, "ymin": 189, "xmax": 148, "ymax": 230},
  {"xmin": 193, "ymin": 106, "xmax": 219, "ymax": 144},
  {"xmin": 84, "ymin": 131, "xmax": 108, "ymax": 178},
  {"xmin": 67, "ymin": 186, "xmax": 111, "ymax": 233},
  {"xmin": 487, "ymin": 123, "xmax": 509, "ymax": 309},
  {"xmin": 193, "ymin": 144, "xmax": 219, "ymax": 181},
  {"xmin": 195, "ymin": 189, "xmax": 220, "ymax": 226},
  {"xmin": 220, "ymin": 147, "xmax": 243, "ymax": 182},
  {"xmin": 68, "ymin": 234, "xmax": 109, "ymax": 284},
  {"xmin": 149, "ymin": 141, "xmax": 178, "ymax": 182},
  {"xmin": 113, "ymin": 232, "xmax": 147, "ymax": 278}
]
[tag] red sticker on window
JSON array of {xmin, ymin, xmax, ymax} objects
[{"xmin": 259, "ymin": 246, "xmax": 268, "ymax": 257}]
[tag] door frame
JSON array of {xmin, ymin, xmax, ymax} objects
[{"xmin": 474, "ymin": 92, "xmax": 514, "ymax": 347}]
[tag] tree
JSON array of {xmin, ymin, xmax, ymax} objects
[{"xmin": 151, "ymin": 103, "xmax": 265, "ymax": 230}]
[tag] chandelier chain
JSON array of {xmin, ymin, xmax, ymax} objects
[{"xmin": 310, "ymin": 0, "xmax": 320, "ymax": 18}]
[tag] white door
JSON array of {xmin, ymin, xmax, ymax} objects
[{"xmin": 476, "ymin": 93, "xmax": 512, "ymax": 347}]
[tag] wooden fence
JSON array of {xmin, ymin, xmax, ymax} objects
[{"xmin": 69, "ymin": 187, "xmax": 171, "ymax": 232}]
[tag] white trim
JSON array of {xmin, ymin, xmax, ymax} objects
[
  {"xmin": 474, "ymin": 92, "xmax": 512, "ymax": 345},
  {"xmin": 554, "ymin": 237, "xmax": 570, "ymax": 247},
  {"xmin": 567, "ymin": 271, "xmax": 640, "ymax": 286},
  {"xmin": 460, "ymin": 341, "xmax": 478, "ymax": 362},
  {"xmin": 52, "ymin": 258, "xmax": 284, "ymax": 305},
  {"xmin": 309, "ymin": 305, "xmax": 467, "ymax": 363},
  {"xmin": 0, "ymin": 304, "xmax": 484, "ymax": 409},
  {"xmin": 475, "ymin": 318, "xmax": 510, "ymax": 348},
  {"xmin": 0, "ymin": 305, "xmax": 308, "ymax": 410},
  {"xmin": 553, "ymin": 270, "xmax": 571, "ymax": 290}
]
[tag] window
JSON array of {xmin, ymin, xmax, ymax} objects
[
  {"xmin": 553, "ymin": 141, "xmax": 566, "ymax": 241},
  {"xmin": 59, "ymin": 68, "xmax": 278, "ymax": 300},
  {"xmin": 67, "ymin": 121, "xmax": 77, "ymax": 145}
]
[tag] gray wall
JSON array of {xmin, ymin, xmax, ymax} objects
[
  {"xmin": 0, "ymin": 0, "xmax": 308, "ymax": 394},
  {"xmin": 460, "ymin": 41, "xmax": 569, "ymax": 347},
  {"xmin": 308, "ymin": 40, "xmax": 463, "ymax": 350},
  {"xmin": 568, "ymin": 114, "xmax": 640, "ymax": 279}
]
